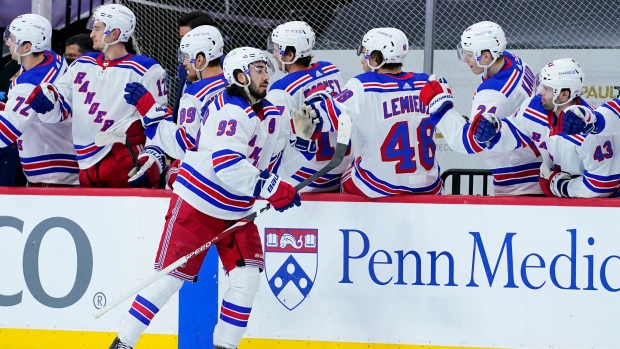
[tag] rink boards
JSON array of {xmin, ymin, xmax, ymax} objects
[{"xmin": 1, "ymin": 188, "xmax": 620, "ymax": 349}]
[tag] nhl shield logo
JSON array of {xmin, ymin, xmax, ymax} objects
[{"xmin": 264, "ymin": 228, "xmax": 318, "ymax": 310}]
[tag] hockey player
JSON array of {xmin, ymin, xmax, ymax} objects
[
  {"xmin": 420, "ymin": 21, "xmax": 543, "ymax": 195},
  {"xmin": 302, "ymin": 27, "xmax": 441, "ymax": 197},
  {"xmin": 143, "ymin": 25, "xmax": 228, "ymax": 187},
  {"xmin": 26, "ymin": 4, "xmax": 168, "ymax": 188},
  {"xmin": 109, "ymin": 47, "xmax": 301, "ymax": 349},
  {"xmin": 466, "ymin": 58, "xmax": 620, "ymax": 198},
  {"xmin": 1, "ymin": 14, "xmax": 78, "ymax": 186},
  {"xmin": 174, "ymin": 11, "xmax": 217, "ymax": 121},
  {"xmin": 267, "ymin": 21, "xmax": 352, "ymax": 192}
]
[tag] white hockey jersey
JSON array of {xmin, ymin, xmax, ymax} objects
[
  {"xmin": 268, "ymin": 61, "xmax": 353, "ymax": 192},
  {"xmin": 485, "ymin": 95, "xmax": 620, "ymax": 198},
  {"xmin": 43, "ymin": 52, "xmax": 168, "ymax": 169},
  {"xmin": 147, "ymin": 73, "xmax": 228, "ymax": 159},
  {"xmin": 436, "ymin": 51, "xmax": 543, "ymax": 195},
  {"xmin": 0, "ymin": 51, "xmax": 78, "ymax": 185},
  {"xmin": 313, "ymin": 71, "xmax": 442, "ymax": 198},
  {"xmin": 173, "ymin": 90, "xmax": 289, "ymax": 220},
  {"xmin": 589, "ymin": 98, "xmax": 620, "ymax": 136}
]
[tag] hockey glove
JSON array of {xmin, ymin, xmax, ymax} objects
[
  {"xmin": 127, "ymin": 145, "xmax": 166, "ymax": 188},
  {"xmin": 26, "ymin": 83, "xmax": 59, "ymax": 114},
  {"xmin": 470, "ymin": 113, "xmax": 501, "ymax": 143},
  {"xmin": 124, "ymin": 82, "xmax": 156, "ymax": 117},
  {"xmin": 419, "ymin": 75, "xmax": 454, "ymax": 121},
  {"xmin": 560, "ymin": 105, "xmax": 598, "ymax": 135},
  {"xmin": 539, "ymin": 162, "xmax": 571, "ymax": 197},
  {"xmin": 0, "ymin": 101, "xmax": 5, "ymax": 111},
  {"xmin": 290, "ymin": 105, "xmax": 319, "ymax": 153},
  {"xmin": 165, "ymin": 159, "xmax": 181, "ymax": 189},
  {"xmin": 254, "ymin": 169, "xmax": 301, "ymax": 212}
]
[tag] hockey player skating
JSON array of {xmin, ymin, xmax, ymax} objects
[
  {"xmin": 108, "ymin": 47, "xmax": 302, "ymax": 349},
  {"xmin": 27, "ymin": 4, "xmax": 168, "ymax": 188},
  {"xmin": 304, "ymin": 27, "xmax": 442, "ymax": 197},
  {"xmin": 1, "ymin": 14, "xmax": 78, "ymax": 186},
  {"xmin": 420, "ymin": 21, "xmax": 543, "ymax": 195},
  {"xmin": 144, "ymin": 25, "xmax": 228, "ymax": 188},
  {"xmin": 466, "ymin": 58, "xmax": 620, "ymax": 197},
  {"xmin": 267, "ymin": 21, "xmax": 352, "ymax": 192}
]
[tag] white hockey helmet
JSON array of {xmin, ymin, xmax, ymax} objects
[
  {"xmin": 223, "ymin": 47, "xmax": 274, "ymax": 87},
  {"xmin": 4, "ymin": 14, "xmax": 51, "ymax": 63},
  {"xmin": 458, "ymin": 21, "xmax": 506, "ymax": 69},
  {"xmin": 356, "ymin": 27, "xmax": 409, "ymax": 70},
  {"xmin": 87, "ymin": 4, "xmax": 136, "ymax": 52},
  {"xmin": 179, "ymin": 25, "xmax": 224, "ymax": 78},
  {"xmin": 268, "ymin": 21, "xmax": 315, "ymax": 70},
  {"xmin": 538, "ymin": 58, "xmax": 584, "ymax": 110}
]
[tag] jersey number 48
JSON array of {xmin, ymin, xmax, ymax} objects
[{"xmin": 380, "ymin": 119, "xmax": 435, "ymax": 174}]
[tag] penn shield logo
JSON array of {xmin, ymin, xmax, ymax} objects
[{"xmin": 264, "ymin": 228, "xmax": 318, "ymax": 310}]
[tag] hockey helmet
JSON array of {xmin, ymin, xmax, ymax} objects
[
  {"xmin": 268, "ymin": 21, "xmax": 315, "ymax": 69},
  {"xmin": 356, "ymin": 27, "xmax": 409, "ymax": 70},
  {"xmin": 4, "ymin": 14, "xmax": 51, "ymax": 59},
  {"xmin": 223, "ymin": 47, "xmax": 274, "ymax": 87},
  {"xmin": 538, "ymin": 58, "xmax": 584, "ymax": 110},
  {"xmin": 458, "ymin": 21, "xmax": 506, "ymax": 68}
]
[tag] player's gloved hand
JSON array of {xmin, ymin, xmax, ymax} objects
[
  {"xmin": 165, "ymin": 159, "xmax": 181, "ymax": 189},
  {"xmin": 254, "ymin": 169, "xmax": 301, "ymax": 212},
  {"xmin": 539, "ymin": 162, "xmax": 571, "ymax": 197},
  {"xmin": 0, "ymin": 101, "xmax": 5, "ymax": 111},
  {"xmin": 470, "ymin": 113, "xmax": 501, "ymax": 143},
  {"xmin": 0, "ymin": 91, "xmax": 6, "ymax": 101},
  {"xmin": 124, "ymin": 82, "xmax": 156, "ymax": 117},
  {"xmin": 290, "ymin": 106, "xmax": 319, "ymax": 153},
  {"xmin": 128, "ymin": 145, "xmax": 166, "ymax": 188},
  {"xmin": 420, "ymin": 75, "xmax": 454, "ymax": 119},
  {"xmin": 26, "ymin": 83, "xmax": 59, "ymax": 114},
  {"xmin": 560, "ymin": 105, "xmax": 597, "ymax": 135}
]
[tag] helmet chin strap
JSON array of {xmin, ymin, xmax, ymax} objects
[
  {"xmin": 366, "ymin": 56, "xmax": 385, "ymax": 72},
  {"xmin": 13, "ymin": 44, "xmax": 33, "ymax": 65},
  {"xmin": 551, "ymin": 93, "xmax": 572, "ymax": 112},
  {"xmin": 192, "ymin": 60, "xmax": 208, "ymax": 81},
  {"xmin": 100, "ymin": 31, "xmax": 121, "ymax": 54},
  {"xmin": 278, "ymin": 52, "xmax": 299, "ymax": 73},
  {"xmin": 476, "ymin": 54, "xmax": 499, "ymax": 78}
]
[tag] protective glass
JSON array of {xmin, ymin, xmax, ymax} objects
[
  {"xmin": 356, "ymin": 40, "xmax": 364, "ymax": 56},
  {"xmin": 86, "ymin": 17, "xmax": 107, "ymax": 32},
  {"xmin": 177, "ymin": 48, "xmax": 191, "ymax": 64},
  {"xmin": 249, "ymin": 60, "xmax": 275, "ymax": 77},
  {"xmin": 266, "ymin": 36, "xmax": 276, "ymax": 54},
  {"xmin": 456, "ymin": 43, "xmax": 474, "ymax": 62},
  {"xmin": 3, "ymin": 29, "xmax": 11, "ymax": 43}
]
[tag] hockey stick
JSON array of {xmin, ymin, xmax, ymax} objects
[
  {"xmin": 92, "ymin": 114, "xmax": 352, "ymax": 319},
  {"xmin": 94, "ymin": 131, "xmax": 140, "ymax": 168}
]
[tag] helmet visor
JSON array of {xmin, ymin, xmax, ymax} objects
[
  {"xmin": 177, "ymin": 48, "xmax": 191, "ymax": 64},
  {"xmin": 456, "ymin": 43, "xmax": 475, "ymax": 62},
  {"xmin": 249, "ymin": 60, "xmax": 275, "ymax": 77},
  {"xmin": 356, "ymin": 39, "xmax": 364, "ymax": 56},
  {"xmin": 3, "ymin": 28, "xmax": 13, "ymax": 44}
]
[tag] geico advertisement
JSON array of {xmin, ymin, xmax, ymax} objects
[
  {"xmin": 241, "ymin": 201, "xmax": 620, "ymax": 348},
  {"xmin": 0, "ymin": 194, "xmax": 178, "ymax": 334}
]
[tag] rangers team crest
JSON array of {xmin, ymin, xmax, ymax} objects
[{"xmin": 264, "ymin": 228, "xmax": 318, "ymax": 310}]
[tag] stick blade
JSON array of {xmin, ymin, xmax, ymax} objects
[
  {"xmin": 94, "ymin": 132, "xmax": 127, "ymax": 147},
  {"xmin": 336, "ymin": 113, "xmax": 352, "ymax": 145}
]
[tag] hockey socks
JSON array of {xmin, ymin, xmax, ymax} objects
[
  {"xmin": 213, "ymin": 267, "xmax": 260, "ymax": 348},
  {"xmin": 117, "ymin": 274, "xmax": 184, "ymax": 347}
]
